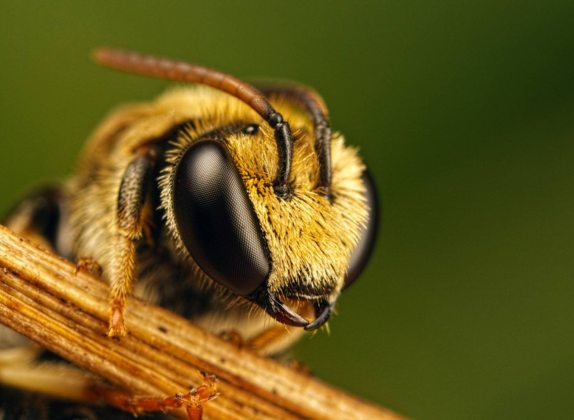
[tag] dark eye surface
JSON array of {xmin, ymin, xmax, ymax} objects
[
  {"xmin": 172, "ymin": 139, "xmax": 270, "ymax": 296},
  {"xmin": 344, "ymin": 169, "xmax": 380, "ymax": 289}
]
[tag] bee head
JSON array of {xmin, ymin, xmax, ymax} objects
[
  {"xmin": 94, "ymin": 49, "xmax": 378, "ymax": 330},
  {"xmin": 161, "ymin": 107, "xmax": 378, "ymax": 331}
]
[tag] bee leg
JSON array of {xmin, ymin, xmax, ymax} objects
[
  {"xmin": 218, "ymin": 327, "xmax": 293, "ymax": 354},
  {"xmin": 0, "ymin": 347, "xmax": 217, "ymax": 419},
  {"xmin": 87, "ymin": 373, "xmax": 218, "ymax": 420},
  {"xmin": 75, "ymin": 256, "xmax": 103, "ymax": 278},
  {"xmin": 246, "ymin": 325, "xmax": 289, "ymax": 352},
  {"xmin": 246, "ymin": 325, "xmax": 306, "ymax": 356},
  {"xmin": 109, "ymin": 152, "xmax": 155, "ymax": 337},
  {"xmin": 218, "ymin": 329, "xmax": 245, "ymax": 348},
  {"xmin": 286, "ymin": 359, "xmax": 313, "ymax": 375}
]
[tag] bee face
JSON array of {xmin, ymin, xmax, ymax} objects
[{"xmin": 159, "ymin": 98, "xmax": 378, "ymax": 330}]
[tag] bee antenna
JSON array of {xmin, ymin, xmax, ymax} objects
[
  {"xmin": 258, "ymin": 84, "xmax": 332, "ymax": 198},
  {"xmin": 92, "ymin": 48, "xmax": 293, "ymax": 198}
]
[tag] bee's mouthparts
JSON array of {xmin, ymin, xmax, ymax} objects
[
  {"xmin": 248, "ymin": 287, "xmax": 333, "ymax": 331},
  {"xmin": 305, "ymin": 299, "xmax": 333, "ymax": 331}
]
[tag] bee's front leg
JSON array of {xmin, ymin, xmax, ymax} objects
[{"xmin": 109, "ymin": 151, "xmax": 155, "ymax": 337}]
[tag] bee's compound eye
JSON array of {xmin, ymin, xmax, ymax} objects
[
  {"xmin": 173, "ymin": 140, "xmax": 271, "ymax": 296},
  {"xmin": 344, "ymin": 170, "xmax": 379, "ymax": 289}
]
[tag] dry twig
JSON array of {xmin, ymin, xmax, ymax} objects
[{"xmin": 0, "ymin": 224, "xmax": 403, "ymax": 419}]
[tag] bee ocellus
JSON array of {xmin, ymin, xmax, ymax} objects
[{"xmin": 0, "ymin": 49, "xmax": 379, "ymax": 418}]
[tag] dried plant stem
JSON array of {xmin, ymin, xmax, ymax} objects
[{"xmin": 0, "ymin": 225, "xmax": 403, "ymax": 419}]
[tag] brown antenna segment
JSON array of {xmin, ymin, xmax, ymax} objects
[{"xmin": 93, "ymin": 48, "xmax": 294, "ymax": 197}]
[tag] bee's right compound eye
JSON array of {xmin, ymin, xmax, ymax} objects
[
  {"xmin": 344, "ymin": 170, "xmax": 379, "ymax": 289},
  {"xmin": 172, "ymin": 140, "xmax": 271, "ymax": 296}
]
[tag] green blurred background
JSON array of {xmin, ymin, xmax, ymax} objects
[{"xmin": 1, "ymin": 1, "xmax": 574, "ymax": 419}]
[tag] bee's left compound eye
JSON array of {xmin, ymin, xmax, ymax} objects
[{"xmin": 172, "ymin": 140, "xmax": 271, "ymax": 296}]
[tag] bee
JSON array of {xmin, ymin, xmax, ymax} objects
[{"xmin": 0, "ymin": 49, "xmax": 378, "ymax": 417}]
